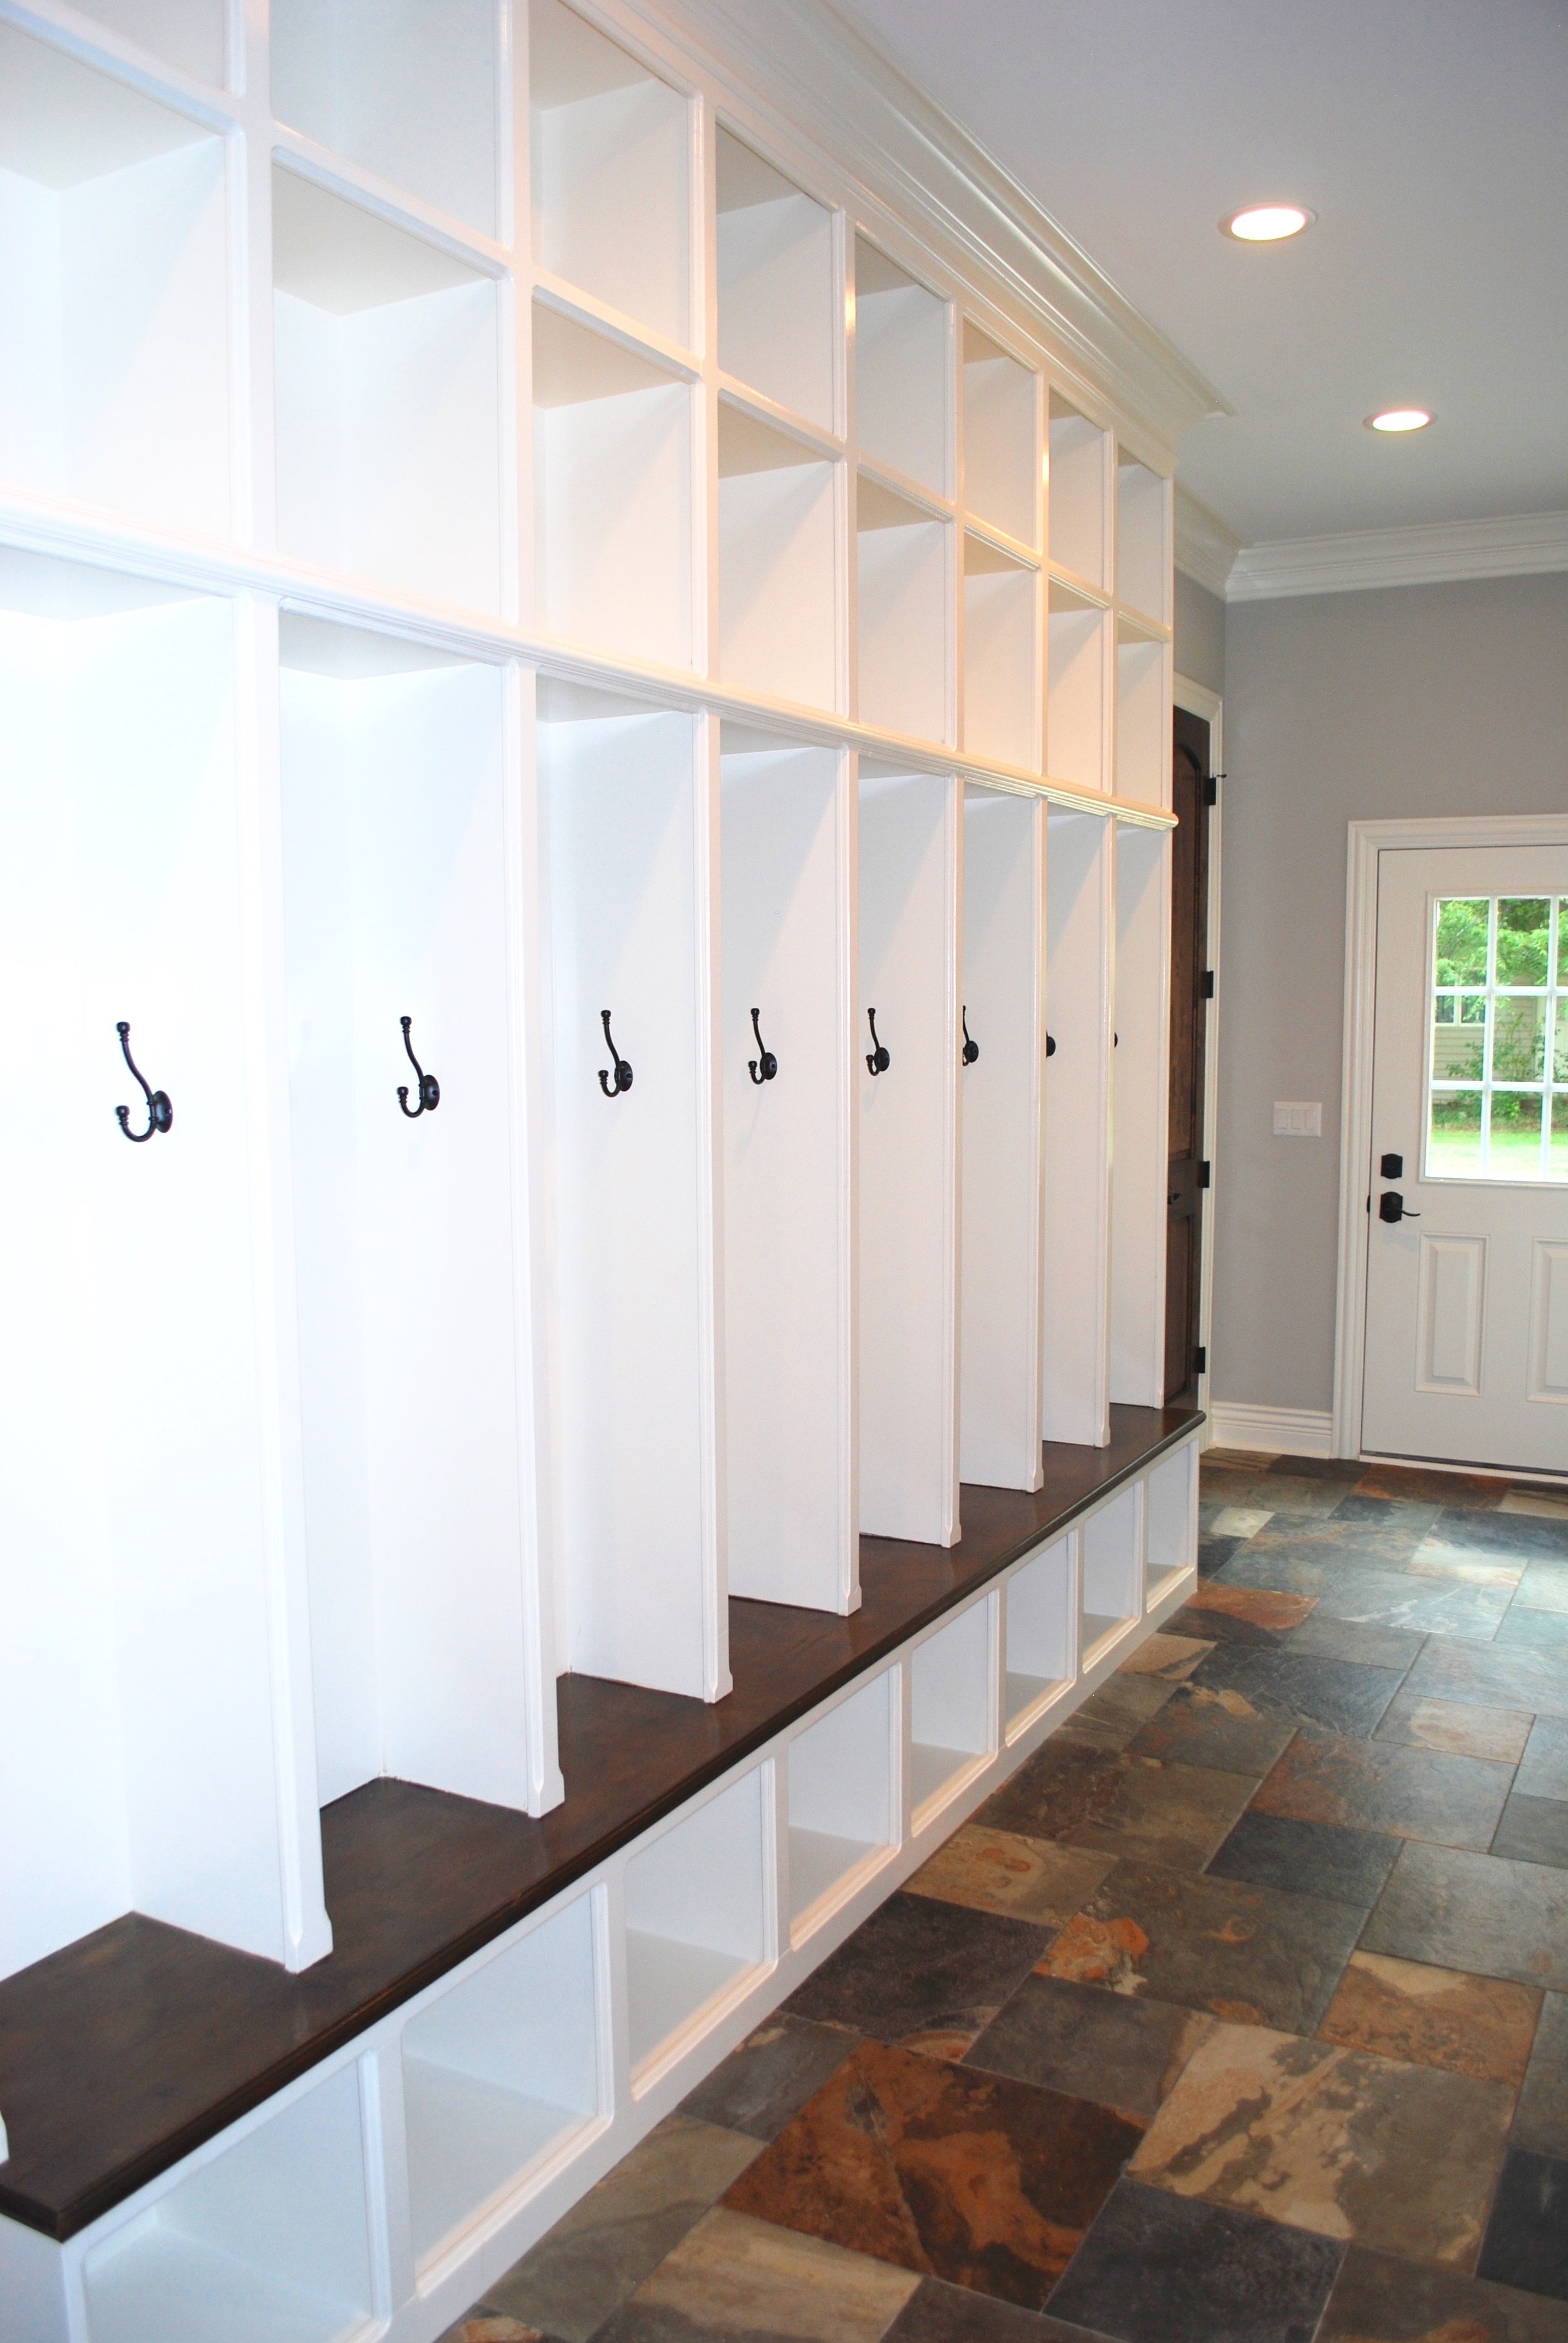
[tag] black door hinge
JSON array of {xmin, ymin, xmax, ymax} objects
[
  {"xmin": 1198, "ymin": 1160, "xmax": 1211, "ymax": 1188},
  {"xmin": 1194, "ymin": 1344, "xmax": 1207, "ymax": 1376},
  {"xmin": 1200, "ymin": 969, "xmax": 1215, "ymax": 999},
  {"xmin": 1204, "ymin": 772, "xmax": 1224, "ymax": 806}
]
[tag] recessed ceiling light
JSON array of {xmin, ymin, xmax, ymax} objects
[
  {"xmin": 1221, "ymin": 204, "xmax": 1314, "ymax": 242},
  {"xmin": 1365, "ymin": 408, "xmax": 1434, "ymax": 432}
]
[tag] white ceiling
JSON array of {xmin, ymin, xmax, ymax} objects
[{"xmin": 834, "ymin": 0, "xmax": 1568, "ymax": 546}]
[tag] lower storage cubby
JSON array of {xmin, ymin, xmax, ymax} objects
[
  {"xmin": 1004, "ymin": 1535, "xmax": 1075, "ymax": 1735},
  {"xmin": 1145, "ymin": 1441, "xmax": 1197, "ymax": 1606},
  {"xmin": 787, "ymin": 1671, "xmax": 898, "ymax": 1937},
  {"xmin": 1080, "ymin": 1482, "xmax": 1143, "ymax": 1666},
  {"xmin": 401, "ymin": 1892, "xmax": 601, "ymax": 2268},
  {"xmin": 80, "ymin": 2064, "xmax": 373, "ymax": 2343},
  {"xmin": 909, "ymin": 1598, "xmax": 995, "ymax": 1823},
  {"xmin": 623, "ymin": 1768, "xmax": 771, "ymax": 2078}
]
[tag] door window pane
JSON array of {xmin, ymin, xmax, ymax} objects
[
  {"xmin": 1434, "ymin": 897, "xmax": 1489, "ymax": 984},
  {"xmin": 1426, "ymin": 893, "xmax": 1564, "ymax": 1183},
  {"xmin": 1496, "ymin": 898, "xmax": 1550, "ymax": 985},
  {"xmin": 1429, "ymin": 1090, "xmax": 1485, "ymax": 1178}
]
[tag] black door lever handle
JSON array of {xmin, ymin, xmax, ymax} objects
[{"xmin": 1379, "ymin": 1191, "xmax": 1421, "ymax": 1223}]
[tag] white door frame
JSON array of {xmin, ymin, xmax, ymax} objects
[
  {"xmin": 1172, "ymin": 672, "xmax": 1221, "ymax": 1440},
  {"xmin": 1332, "ymin": 812, "xmax": 1568, "ymax": 1458}
]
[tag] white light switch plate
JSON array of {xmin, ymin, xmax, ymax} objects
[{"xmin": 1273, "ymin": 1101, "xmax": 1322, "ymax": 1137}]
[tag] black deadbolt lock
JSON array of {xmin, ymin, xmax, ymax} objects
[{"xmin": 1380, "ymin": 1152, "xmax": 1403, "ymax": 1179}]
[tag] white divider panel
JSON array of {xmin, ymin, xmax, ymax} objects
[
  {"xmin": 1004, "ymin": 1535, "xmax": 1076, "ymax": 1733},
  {"xmin": 961, "ymin": 323, "xmax": 1039, "ymax": 549},
  {"xmin": 1115, "ymin": 625, "xmax": 1167, "ymax": 804},
  {"xmin": 716, "ymin": 130, "xmax": 836, "ymax": 430},
  {"xmin": 1047, "ymin": 393, "xmax": 1110, "ymax": 590},
  {"xmin": 272, "ymin": 170, "xmax": 501, "ymax": 613},
  {"xmin": 787, "ymin": 1671, "xmax": 897, "ymax": 1934},
  {"xmin": 623, "ymin": 1768, "xmax": 770, "ymax": 2075},
  {"xmin": 963, "ymin": 536, "xmax": 1040, "ymax": 772},
  {"xmin": 539, "ymin": 693, "xmax": 727, "ymax": 1702},
  {"xmin": 859, "ymin": 763, "xmax": 961, "ymax": 1545},
  {"xmin": 66, "ymin": 0, "xmax": 225, "ymax": 83},
  {"xmin": 530, "ymin": 0, "xmax": 691, "ymax": 346},
  {"xmin": 854, "ymin": 238, "xmax": 950, "ymax": 497},
  {"xmin": 401, "ymin": 1891, "xmax": 601, "ymax": 2269},
  {"xmin": 80, "ymin": 2064, "xmax": 373, "ymax": 2343},
  {"xmin": 0, "ymin": 558, "xmax": 328, "ymax": 1983},
  {"xmin": 856, "ymin": 476, "xmax": 950, "ymax": 743},
  {"xmin": 718, "ymin": 403, "xmax": 837, "ymax": 710},
  {"xmin": 960, "ymin": 789, "xmax": 1046, "ymax": 1490},
  {"xmin": 909, "ymin": 1598, "xmax": 995, "ymax": 1820},
  {"xmin": 1145, "ymin": 1442, "xmax": 1197, "ymax": 1607},
  {"xmin": 532, "ymin": 303, "xmax": 694, "ymax": 670},
  {"xmin": 1081, "ymin": 1484, "xmax": 1143, "ymax": 1663},
  {"xmin": 721, "ymin": 738, "xmax": 856, "ymax": 1612},
  {"xmin": 1043, "ymin": 810, "xmax": 1113, "ymax": 1447},
  {"xmin": 1046, "ymin": 582, "xmax": 1108, "ymax": 793},
  {"xmin": 1116, "ymin": 453, "xmax": 1170, "ymax": 625},
  {"xmin": 1110, "ymin": 820, "xmax": 1172, "ymax": 1408},
  {"xmin": 279, "ymin": 621, "xmax": 556, "ymax": 1817},
  {"xmin": 0, "ymin": 23, "xmax": 229, "ymax": 536}
]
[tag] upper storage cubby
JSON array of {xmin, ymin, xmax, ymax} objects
[
  {"xmin": 961, "ymin": 322, "xmax": 1039, "ymax": 549},
  {"xmin": 1047, "ymin": 391, "xmax": 1109, "ymax": 590},
  {"xmin": 534, "ymin": 302, "xmax": 694, "ymax": 667},
  {"xmin": 1116, "ymin": 449, "xmax": 1169, "ymax": 623},
  {"xmin": 0, "ymin": 23, "xmax": 229, "ymax": 535},
  {"xmin": 717, "ymin": 129, "xmax": 835, "ymax": 430},
  {"xmin": 718, "ymin": 401, "xmax": 837, "ymax": 708},
  {"xmin": 531, "ymin": 0, "xmax": 691, "ymax": 349},
  {"xmin": 1047, "ymin": 581, "xmax": 1108, "ymax": 793},
  {"xmin": 854, "ymin": 236, "xmax": 948, "ymax": 497},
  {"xmin": 856, "ymin": 476, "xmax": 950, "ymax": 744},
  {"xmin": 68, "ymin": 0, "xmax": 225, "ymax": 84},
  {"xmin": 272, "ymin": 168, "xmax": 501, "ymax": 610},
  {"xmin": 271, "ymin": 0, "xmax": 499, "ymax": 233},
  {"xmin": 1115, "ymin": 619, "xmax": 1166, "ymax": 803},
  {"xmin": 962, "ymin": 534, "xmax": 1039, "ymax": 773}
]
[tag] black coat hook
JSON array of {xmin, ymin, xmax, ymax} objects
[
  {"xmin": 397, "ymin": 1016, "xmax": 440, "ymax": 1117},
  {"xmin": 866, "ymin": 1007, "xmax": 890, "ymax": 1076},
  {"xmin": 115, "ymin": 1021, "xmax": 172, "ymax": 1142},
  {"xmin": 961, "ymin": 1007, "xmax": 979, "ymax": 1066},
  {"xmin": 1046, "ymin": 1033, "xmax": 1057, "ymax": 1057},
  {"xmin": 748, "ymin": 1007, "xmax": 778, "ymax": 1085},
  {"xmin": 598, "ymin": 1009, "xmax": 633, "ymax": 1097}
]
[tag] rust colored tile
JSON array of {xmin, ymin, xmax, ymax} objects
[
  {"xmin": 1353, "ymin": 1464, "xmax": 1505, "ymax": 1509},
  {"xmin": 1118, "ymin": 1632, "xmax": 1214, "ymax": 1681},
  {"xmin": 1184, "ymin": 1580, "xmax": 1319, "ymax": 1634},
  {"xmin": 1253, "ymin": 1732, "xmax": 1514, "ymax": 1854},
  {"xmin": 1317, "ymin": 1953, "xmax": 1542, "ymax": 2087},
  {"xmin": 905, "ymin": 1828, "xmax": 1113, "ymax": 1928}
]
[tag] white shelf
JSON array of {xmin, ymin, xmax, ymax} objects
[
  {"xmin": 0, "ymin": 23, "xmax": 229, "ymax": 534},
  {"xmin": 718, "ymin": 129, "xmax": 835, "ymax": 430},
  {"xmin": 1047, "ymin": 580, "xmax": 1109, "ymax": 795},
  {"xmin": 856, "ymin": 474, "xmax": 950, "ymax": 742},
  {"xmin": 962, "ymin": 322, "xmax": 1039, "ymax": 548},
  {"xmin": 1047, "ymin": 393, "xmax": 1109, "ymax": 590},
  {"xmin": 273, "ymin": 168, "xmax": 501, "ymax": 610},
  {"xmin": 1145, "ymin": 1443, "xmax": 1197, "ymax": 1606},
  {"xmin": 67, "ymin": 0, "xmax": 225, "ymax": 84},
  {"xmin": 910, "ymin": 1600, "xmax": 993, "ymax": 1822},
  {"xmin": 1081, "ymin": 1610, "xmax": 1132, "ymax": 1669},
  {"xmin": 787, "ymin": 1673, "xmax": 896, "ymax": 1931},
  {"xmin": 718, "ymin": 402, "xmax": 837, "ymax": 709},
  {"xmin": 533, "ymin": 302, "xmax": 694, "ymax": 668},
  {"xmin": 1004, "ymin": 1536, "xmax": 1074, "ymax": 1730},
  {"xmin": 271, "ymin": 0, "xmax": 499, "ymax": 231},
  {"xmin": 623, "ymin": 1770, "xmax": 769, "ymax": 2073},
  {"xmin": 1082, "ymin": 1483, "xmax": 1143, "ymax": 1639},
  {"xmin": 1115, "ymin": 622, "xmax": 1167, "ymax": 802},
  {"xmin": 854, "ymin": 237, "xmax": 948, "ymax": 497},
  {"xmin": 1116, "ymin": 451, "xmax": 1169, "ymax": 624},
  {"xmin": 963, "ymin": 534, "xmax": 1039, "ymax": 772},
  {"xmin": 531, "ymin": 0, "xmax": 690, "ymax": 346}
]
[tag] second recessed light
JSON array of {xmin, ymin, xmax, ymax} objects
[
  {"xmin": 1366, "ymin": 408, "xmax": 1434, "ymax": 432},
  {"xmin": 1222, "ymin": 204, "xmax": 1314, "ymax": 242}
]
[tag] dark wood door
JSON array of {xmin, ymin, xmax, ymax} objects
[{"xmin": 1165, "ymin": 707, "xmax": 1211, "ymax": 1400}]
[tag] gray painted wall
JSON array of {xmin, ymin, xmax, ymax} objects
[
  {"xmin": 1173, "ymin": 570, "xmax": 1224, "ymax": 696},
  {"xmin": 1213, "ymin": 571, "xmax": 1568, "ymax": 1415}
]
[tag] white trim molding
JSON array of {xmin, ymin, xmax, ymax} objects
[
  {"xmin": 1228, "ymin": 511, "xmax": 1568, "ymax": 602},
  {"xmin": 1173, "ymin": 487, "xmax": 1241, "ymax": 599},
  {"xmin": 1208, "ymin": 1403, "xmax": 1333, "ymax": 1460}
]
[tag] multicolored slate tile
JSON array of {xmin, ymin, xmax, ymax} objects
[
  {"xmin": 1315, "ymin": 2241, "xmax": 1568, "ymax": 2341},
  {"xmin": 904, "ymin": 1827, "xmax": 1113, "ymax": 1928},
  {"xmin": 886, "ymin": 2273, "xmax": 1118, "ymax": 2342},
  {"xmin": 1315, "ymin": 1951, "xmax": 1542, "ymax": 2086},
  {"xmin": 1044, "ymin": 2181, "xmax": 1344, "ymax": 2343},
  {"xmin": 980, "ymin": 1740, "xmax": 1253, "ymax": 1874},
  {"xmin": 1492, "ymin": 1792, "xmax": 1568, "ymax": 1870},
  {"xmin": 1179, "ymin": 1580, "xmax": 1317, "ymax": 1644},
  {"xmin": 1251, "ymin": 1730, "xmax": 1514, "ymax": 1852},
  {"xmin": 1373, "ymin": 1688, "xmax": 1533, "ymax": 1763},
  {"xmin": 1476, "ymin": 2149, "xmax": 1568, "ymax": 2303},
  {"xmin": 596, "ymin": 2205, "xmax": 920, "ymax": 2343},
  {"xmin": 1361, "ymin": 1842, "xmax": 1568, "ymax": 1992},
  {"xmin": 679, "ymin": 2014, "xmax": 861, "ymax": 2144},
  {"xmin": 965, "ymin": 1973, "xmax": 1212, "ymax": 2122},
  {"xmin": 1205, "ymin": 1808, "xmax": 1399, "ymax": 1909},
  {"xmin": 1514, "ymin": 1993, "xmax": 1568, "ymax": 2157},
  {"xmin": 784, "ymin": 1892, "xmax": 1051, "ymax": 2061}
]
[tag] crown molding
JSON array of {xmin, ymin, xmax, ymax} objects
[
  {"xmin": 1173, "ymin": 486, "xmax": 1241, "ymax": 598},
  {"xmin": 640, "ymin": 0, "xmax": 1229, "ymax": 455},
  {"xmin": 1227, "ymin": 510, "xmax": 1568, "ymax": 602}
]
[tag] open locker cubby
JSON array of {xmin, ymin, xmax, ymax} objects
[
  {"xmin": 1081, "ymin": 1485, "xmax": 1143, "ymax": 1664},
  {"xmin": 531, "ymin": 0, "xmax": 690, "ymax": 348},
  {"xmin": 787, "ymin": 1671, "xmax": 897, "ymax": 1935},
  {"xmin": 624, "ymin": 1768, "xmax": 771, "ymax": 2076},
  {"xmin": 1116, "ymin": 451, "xmax": 1170, "ymax": 624},
  {"xmin": 1116, "ymin": 622, "xmax": 1167, "ymax": 804},
  {"xmin": 717, "ymin": 129, "xmax": 836, "ymax": 430},
  {"xmin": 67, "ymin": 0, "xmax": 225, "ymax": 83},
  {"xmin": 722, "ymin": 733, "xmax": 855, "ymax": 1613},
  {"xmin": 401, "ymin": 1891, "xmax": 602, "ymax": 2268},
  {"xmin": 1004, "ymin": 1536, "xmax": 1076, "ymax": 1735},
  {"xmin": 80, "ymin": 2063, "xmax": 373, "ymax": 2343},
  {"xmin": 961, "ymin": 322, "xmax": 1039, "ymax": 549},
  {"xmin": 273, "ymin": 169, "xmax": 501, "ymax": 611},
  {"xmin": 1145, "ymin": 1442, "xmax": 1197, "ymax": 1607},
  {"xmin": 859, "ymin": 763, "xmax": 961, "ymax": 1546},
  {"xmin": 539, "ymin": 689, "xmax": 726, "ymax": 1703},
  {"xmin": 960, "ymin": 788, "xmax": 1045, "ymax": 1490},
  {"xmin": 271, "ymin": 0, "xmax": 499, "ymax": 232},
  {"xmin": 963, "ymin": 536, "xmax": 1040, "ymax": 772},
  {"xmin": 533, "ymin": 302, "xmax": 694, "ymax": 669},
  {"xmin": 1042, "ymin": 810, "xmax": 1113, "ymax": 1448},
  {"xmin": 1110, "ymin": 819, "xmax": 1171, "ymax": 1409},
  {"xmin": 1047, "ymin": 392, "xmax": 1109, "ymax": 590},
  {"xmin": 909, "ymin": 1598, "xmax": 995, "ymax": 1822},
  {"xmin": 0, "ymin": 23, "xmax": 229, "ymax": 536},
  {"xmin": 718, "ymin": 401, "xmax": 838, "ymax": 710},
  {"xmin": 0, "ymin": 553, "xmax": 326, "ymax": 1985},
  {"xmin": 278, "ymin": 617, "xmax": 556, "ymax": 1819},
  {"xmin": 854, "ymin": 237, "xmax": 949, "ymax": 498},
  {"xmin": 1046, "ymin": 582, "xmax": 1108, "ymax": 793},
  {"xmin": 856, "ymin": 475, "xmax": 950, "ymax": 743}
]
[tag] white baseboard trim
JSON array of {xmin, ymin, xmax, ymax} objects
[{"xmin": 1208, "ymin": 1401, "xmax": 1335, "ymax": 1459}]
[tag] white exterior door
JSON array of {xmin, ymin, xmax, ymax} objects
[{"xmin": 1362, "ymin": 844, "xmax": 1568, "ymax": 1471}]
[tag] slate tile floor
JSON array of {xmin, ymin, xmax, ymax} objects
[{"xmin": 444, "ymin": 1453, "xmax": 1568, "ymax": 2343}]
